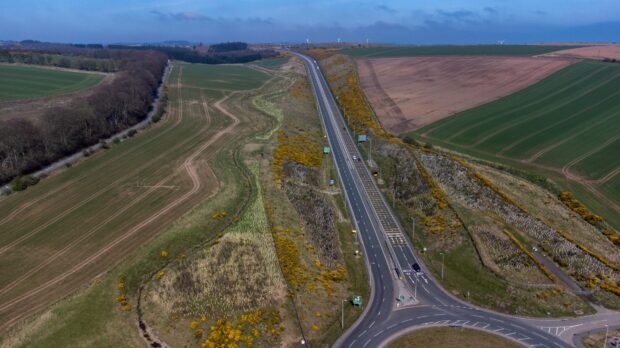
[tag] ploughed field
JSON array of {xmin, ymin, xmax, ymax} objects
[
  {"xmin": 0, "ymin": 64, "xmax": 103, "ymax": 101},
  {"xmin": 0, "ymin": 62, "xmax": 270, "ymax": 332},
  {"xmin": 340, "ymin": 45, "xmax": 582, "ymax": 58},
  {"xmin": 413, "ymin": 60, "xmax": 620, "ymax": 229},
  {"xmin": 357, "ymin": 56, "xmax": 572, "ymax": 132}
]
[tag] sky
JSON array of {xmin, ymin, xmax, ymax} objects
[{"xmin": 1, "ymin": 0, "xmax": 619, "ymax": 44}]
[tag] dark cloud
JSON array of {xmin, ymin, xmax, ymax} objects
[
  {"xmin": 150, "ymin": 10, "xmax": 212, "ymax": 21},
  {"xmin": 376, "ymin": 4, "xmax": 397, "ymax": 14},
  {"xmin": 433, "ymin": 9, "xmax": 485, "ymax": 25},
  {"xmin": 484, "ymin": 7, "xmax": 499, "ymax": 15}
]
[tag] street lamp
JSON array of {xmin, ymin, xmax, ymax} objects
[
  {"xmin": 368, "ymin": 136, "xmax": 372, "ymax": 164},
  {"xmin": 603, "ymin": 325, "xmax": 609, "ymax": 348},
  {"xmin": 341, "ymin": 299, "xmax": 349, "ymax": 329},
  {"xmin": 440, "ymin": 252, "xmax": 445, "ymax": 280},
  {"xmin": 411, "ymin": 217, "xmax": 415, "ymax": 243}
]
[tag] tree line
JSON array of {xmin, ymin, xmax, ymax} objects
[
  {"xmin": 0, "ymin": 49, "xmax": 167, "ymax": 185},
  {"xmin": 108, "ymin": 43, "xmax": 277, "ymax": 64}
]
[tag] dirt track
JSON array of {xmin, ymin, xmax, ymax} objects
[
  {"xmin": 0, "ymin": 67, "xmax": 235, "ymax": 331},
  {"xmin": 357, "ymin": 56, "xmax": 573, "ymax": 133}
]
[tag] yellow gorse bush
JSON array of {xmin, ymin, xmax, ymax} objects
[
  {"xmin": 272, "ymin": 130, "xmax": 322, "ymax": 186},
  {"xmin": 195, "ymin": 309, "xmax": 283, "ymax": 348}
]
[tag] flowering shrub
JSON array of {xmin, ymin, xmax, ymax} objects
[{"xmin": 272, "ymin": 130, "xmax": 322, "ymax": 186}]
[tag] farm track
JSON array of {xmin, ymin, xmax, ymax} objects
[
  {"xmin": 0, "ymin": 63, "xmax": 277, "ymax": 332},
  {"xmin": 0, "ymin": 69, "xmax": 187, "ymax": 254},
  {"xmin": 0, "ymin": 66, "xmax": 182, "ymax": 229},
  {"xmin": 0, "ymin": 95, "xmax": 212, "ymax": 298},
  {"xmin": 0, "ymin": 91, "xmax": 237, "ymax": 318}
]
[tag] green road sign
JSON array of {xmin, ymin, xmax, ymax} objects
[{"xmin": 353, "ymin": 295, "xmax": 362, "ymax": 306}]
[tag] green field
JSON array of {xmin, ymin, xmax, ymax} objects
[
  {"xmin": 413, "ymin": 60, "xmax": 620, "ymax": 229},
  {"xmin": 0, "ymin": 64, "xmax": 103, "ymax": 101},
  {"xmin": 252, "ymin": 57, "xmax": 289, "ymax": 69},
  {"xmin": 181, "ymin": 62, "xmax": 269, "ymax": 91},
  {"xmin": 0, "ymin": 61, "xmax": 274, "ymax": 337},
  {"xmin": 340, "ymin": 45, "xmax": 582, "ymax": 58}
]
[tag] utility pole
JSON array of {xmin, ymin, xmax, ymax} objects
[
  {"xmin": 414, "ymin": 277, "xmax": 418, "ymax": 301},
  {"xmin": 603, "ymin": 325, "xmax": 609, "ymax": 348},
  {"xmin": 440, "ymin": 252, "xmax": 445, "ymax": 280},
  {"xmin": 411, "ymin": 217, "xmax": 415, "ymax": 242}
]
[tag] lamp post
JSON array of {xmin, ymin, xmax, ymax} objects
[
  {"xmin": 368, "ymin": 136, "xmax": 372, "ymax": 164},
  {"xmin": 341, "ymin": 299, "xmax": 348, "ymax": 329},
  {"xmin": 411, "ymin": 217, "xmax": 415, "ymax": 243},
  {"xmin": 440, "ymin": 252, "xmax": 445, "ymax": 280}
]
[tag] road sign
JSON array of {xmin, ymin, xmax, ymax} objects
[{"xmin": 353, "ymin": 296, "xmax": 362, "ymax": 306}]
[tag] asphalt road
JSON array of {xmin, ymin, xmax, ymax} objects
[{"xmin": 291, "ymin": 51, "xmax": 590, "ymax": 348}]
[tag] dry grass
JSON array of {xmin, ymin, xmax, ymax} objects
[
  {"xmin": 145, "ymin": 165, "xmax": 286, "ymax": 320},
  {"xmin": 581, "ymin": 327, "xmax": 620, "ymax": 348},
  {"xmin": 473, "ymin": 163, "xmax": 620, "ymax": 265},
  {"xmin": 388, "ymin": 327, "xmax": 524, "ymax": 348}
]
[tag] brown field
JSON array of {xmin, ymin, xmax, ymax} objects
[
  {"xmin": 357, "ymin": 56, "xmax": 573, "ymax": 133},
  {"xmin": 544, "ymin": 45, "xmax": 620, "ymax": 60}
]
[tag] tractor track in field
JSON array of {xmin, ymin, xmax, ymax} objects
[
  {"xmin": 0, "ymin": 71, "xmax": 207, "ymax": 298},
  {"xmin": 0, "ymin": 66, "xmax": 180, "ymax": 229},
  {"xmin": 524, "ymin": 110, "xmax": 620, "ymax": 163},
  {"xmin": 464, "ymin": 68, "xmax": 620, "ymax": 148},
  {"xmin": 427, "ymin": 65, "xmax": 606, "ymax": 141},
  {"xmin": 560, "ymin": 133, "xmax": 620, "ymax": 182},
  {"xmin": 0, "ymin": 69, "xmax": 193, "ymax": 254},
  {"xmin": 0, "ymin": 87, "xmax": 242, "ymax": 331},
  {"xmin": 497, "ymin": 88, "xmax": 620, "ymax": 157}
]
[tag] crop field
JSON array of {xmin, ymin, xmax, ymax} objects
[
  {"xmin": 181, "ymin": 62, "xmax": 269, "ymax": 91},
  {"xmin": 0, "ymin": 61, "xmax": 272, "ymax": 335},
  {"xmin": 252, "ymin": 57, "xmax": 290, "ymax": 69},
  {"xmin": 413, "ymin": 61, "xmax": 620, "ymax": 230},
  {"xmin": 0, "ymin": 64, "xmax": 103, "ymax": 101},
  {"xmin": 340, "ymin": 45, "xmax": 583, "ymax": 58},
  {"xmin": 357, "ymin": 56, "xmax": 572, "ymax": 133}
]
